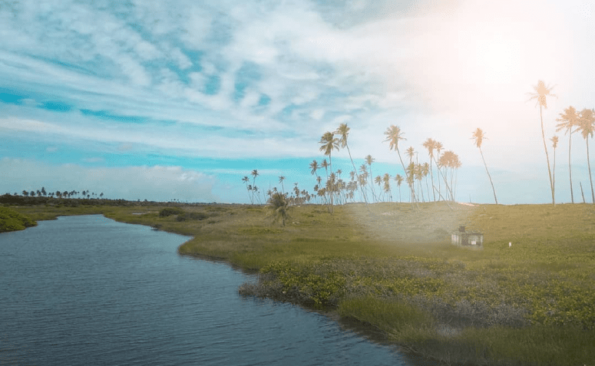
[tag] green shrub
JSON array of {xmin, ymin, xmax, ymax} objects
[
  {"xmin": 176, "ymin": 212, "xmax": 209, "ymax": 221},
  {"xmin": 159, "ymin": 207, "xmax": 185, "ymax": 217},
  {"xmin": 0, "ymin": 207, "xmax": 37, "ymax": 232}
]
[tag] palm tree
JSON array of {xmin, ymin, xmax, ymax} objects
[
  {"xmin": 242, "ymin": 176, "xmax": 252, "ymax": 204},
  {"xmin": 279, "ymin": 176, "xmax": 286, "ymax": 194},
  {"xmin": 365, "ymin": 155, "xmax": 376, "ymax": 202},
  {"xmin": 472, "ymin": 128, "xmax": 498, "ymax": 204},
  {"xmin": 556, "ymin": 106, "xmax": 579, "ymax": 203},
  {"xmin": 336, "ymin": 123, "xmax": 368, "ymax": 204},
  {"xmin": 319, "ymin": 132, "xmax": 339, "ymax": 212},
  {"xmin": 422, "ymin": 138, "xmax": 437, "ymax": 201},
  {"xmin": 528, "ymin": 80, "xmax": 556, "ymax": 204},
  {"xmin": 394, "ymin": 174, "xmax": 403, "ymax": 202},
  {"xmin": 384, "ymin": 125, "xmax": 417, "ymax": 206},
  {"xmin": 551, "ymin": 135, "xmax": 559, "ymax": 203},
  {"xmin": 578, "ymin": 108, "xmax": 595, "ymax": 203},
  {"xmin": 382, "ymin": 173, "xmax": 392, "ymax": 201},
  {"xmin": 251, "ymin": 169, "xmax": 259, "ymax": 204},
  {"xmin": 267, "ymin": 192, "xmax": 290, "ymax": 226},
  {"xmin": 435, "ymin": 141, "xmax": 444, "ymax": 199}
]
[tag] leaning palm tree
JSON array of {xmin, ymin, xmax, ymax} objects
[
  {"xmin": 528, "ymin": 80, "xmax": 556, "ymax": 204},
  {"xmin": 336, "ymin": 123, "xmax": 368, "ymax": 204},
  {"xmin": 319, "ymin": 132, "xmax": 339, "ymax": 212},
  {"xmin": 267, "ymin": 192, "xmax": 290, "ymax": 226},
  {"xmin": 472, "ymin": 128, "xmax": 498, "ymax": 204},
  {"xmin": 384, "ymin": 125, "xmax": 417, "ymax": 207},
  {"xmin": 551, "ymin": 135, "xmax": 559, "ymax": 202},
  {"xmin": 578, "ymin": 108, "xmax": 595, "ymax": 203},
  {"xmin": 556, "ymin": 106, "xmax": 579, "ymax": 203}
]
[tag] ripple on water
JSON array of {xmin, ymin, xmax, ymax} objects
[{"xmin": 0, "ymin": 215, "xmax": 417, "ymax": 366}]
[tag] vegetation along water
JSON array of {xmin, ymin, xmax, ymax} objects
[{"xmin": 4, "ymin": 197, "xmax": 594, "ymax": 366}]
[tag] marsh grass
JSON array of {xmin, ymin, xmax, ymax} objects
[{"xmin": 10, "ymin": 202, "xmax": 595, "ymax": 365}]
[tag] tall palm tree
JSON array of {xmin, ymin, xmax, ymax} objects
[
  {"xmin": 528, "ymin": 80, "xmax": 556, "ymax": 204},
  {"xmin": 422, "ymin": 138, "xmax": 437, "ymax": 201},
  {"xmin": 319, "ymin": 132, "xmax": 339, "ymax": 212},
  {"xmin": 405, "ymin": 147, "xmax": 415, "ymax": 163},
  {"xmin": 551, "ymin": 135, "xmax": 559, "ymax": 203},
  {"xmin": 578, "ymin": 108, "xmax": 595, "ymax": 203},
  {"xmin": 435, "ymin": 141, "xmax": 444, "ymax": 199},
  {"xmin": 472, "ymin": 128, "xmax": 498, "ymax": 204},
  {"xmin": 242, "ymin": 176, "xmax": 252, "ymax": 204},
  {"xmin": 556, "ymin": 106, "xmax": 579, "ymax": 203},
  {"xmin": 365, "ymin": 155, "xmax": 377, "ymax": 202},
  {"xmin": 394, "ymin": 174, "xmax": 403, "ymax": 202},
  {"xmin": 251, "ymin": 170, "xmax": 259, "ymax": 204},
  {"xmin": 279, "ymin": 176, "xmax": 286, "ymax": 194},
  {"xmin": 384, "ymin": 125, "xmax": 417, "ymax": 206},
  {"xmin": 336, "ymin": 123, "xmax": 368, "ymax": 204},
  {"xmin": 382, "ymin": 173, "xmax": 392, "ymax": 201}
]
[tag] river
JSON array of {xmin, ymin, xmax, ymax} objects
[{"xmin": 0, "ymin": 215, "xmax": 420, "ymax": 365}]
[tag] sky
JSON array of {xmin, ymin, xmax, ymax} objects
[{"xmin": 1, "ymin": 0, "xmax": 594, "ymax": 204}]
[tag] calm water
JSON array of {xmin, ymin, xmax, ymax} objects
[{"xmin": 0, "ymin": 215, "xmax": 417, "ymax": 365}]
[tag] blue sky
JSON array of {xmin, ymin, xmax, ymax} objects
[{"xmin": 1, "ymin": 0, "xmax": 594, "ymax": 204}]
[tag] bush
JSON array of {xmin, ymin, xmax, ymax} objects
[
  {"xmin": 176, "ymin": 212, "xmax": 209, "ymax": 221},
  {"xmin": 0, "ymin": 207, "xmax": 37, "ymax": 232},
  {"xmin": 159, "ymin": 207, "xmax": 185, "ymax": 217}
]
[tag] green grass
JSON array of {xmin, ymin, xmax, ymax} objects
[
  {"xmin": 9, "ymin": 201, "xmax": 595, "ymax": 365},
  {"xmin": 0, "ymin": 206, "xmax": 37, "ymax": 232}
]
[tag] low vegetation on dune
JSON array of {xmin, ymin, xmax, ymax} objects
[{"xmin": 8, "ymin": 202, "xmax": 595, "ymax": 365}]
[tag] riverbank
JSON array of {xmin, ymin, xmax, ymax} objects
[
  {"xmin": 10, "ymin": 202, "xmax": 595, "ymax": 365},
  {"xmin": 0, "ymin": 206, "xmax": 37, "ymax": 232}
]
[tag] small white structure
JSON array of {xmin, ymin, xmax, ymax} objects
[{"xmin": 451, "ymin": 226, "xmax": 483, "ymax": 248}]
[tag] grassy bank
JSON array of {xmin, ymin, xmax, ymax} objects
[
  {"xmin": 0, "ymin": 206, "xmax": 37, "ymax": 232},
  {"xmin": 10, "ymin": 202, "xmax": 595, "ymax": 365}
]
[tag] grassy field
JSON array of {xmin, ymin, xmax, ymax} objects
[{"xmin": 8, "ymin": 201, "xmax": 595, "ymax": 365}]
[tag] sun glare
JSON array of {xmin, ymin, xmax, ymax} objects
[{"xmin": 476, "ymin": 36, "xmax": 522, "ymax": 85}]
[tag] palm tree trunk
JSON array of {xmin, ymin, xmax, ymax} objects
[
  {"xmin": 539, "ymin": 105, "xmax": 555, "ymax": 204},
  {"xmin": 329, "ymin": 154, "xmax": 334, "ymax": 213},
  {"xmin": 587, "ymin": 139, "xmax": 595, "ymax": 204},
  {"xmin": 396, "ymin": 149, "xmax": 418, "ymax": 208},
  {"xmin": 429, "ymin": 159, "xmax": 436, "ymax": 201},
  {"xmin": 580, "ymin": 182, "xmax": 586, "ymax": 203},
  {"xmin": 480, "ymin": 147, "xmax": 498, "ymax": 204},
  {"xmin": 346, "ymin": 144, "xmax": 369, "ymax": 204},
  {"xmin": 569, "ymin": 132, "xmax": 574, "ymax": 203},
  {"xmin": 433, "ymin": 157, "xmax": 454, "ymax": 201},
  {"xmin": 552, "ymin": 149, "xmax": 556, "ymax": 203}
]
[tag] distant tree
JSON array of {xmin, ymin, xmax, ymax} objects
[
  {"xmin": 278, "ymin": 176, "xmax": 285, "ymax": 194},
  {"xmin": 41, "ymin": 187, "xmax": 46, "ymax": 196},
  {"xmin": 394, "ymin": 174, "xmax": 403, "ymax": 202},
  {"xmin": 30, "ymin": 191, "xmax": 35, "ymax": 197},
  {"xmin": 365, "ymin": 155, "xmax": 377, "ymax": 202},
  {"xmin": 551, "ymin": 135, "xmax": 559, "ymax": 203},
  {"xmin": 267, "ymin": 192, "xmax": 289, "ymax": 226},
  {"xmin": 22, "ymin": 190, "xmax": 28, "ymax": 197},
  {"xmin": 578, "ymin": 108, "xmax": 595, "ymax": 203},
  {"xmin": 556, "ymin": 106, "xmax": 580, "ymax": 203},
  {"xmin": 528, "ymin": 80, "xmax": 556, "ymax": 204},
  {"xmin": 422, "ymin": 138, "xmax": 438, "ymax": 201},
  {"xmin": 384, "ymin": 125, "xmax": 417, "ymax": 206},
  {"xmin": 319, "ymin": 131, "xmax": 339, "ymax": 212},
  {"xmin": 472, "ymin": 128, "xmax": 498, "ymax": 204},
  {"xmin": 336, "ymin": 123, "xmax": 368, "ymax": 204}
]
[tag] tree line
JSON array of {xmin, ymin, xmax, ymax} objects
[{"xmin": 249, "ymin": 80, "xmax": 595, "ymax": 218}]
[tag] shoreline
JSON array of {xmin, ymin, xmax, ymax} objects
[{"xmin": 8, "ymin": 202, "xmax": 595, "ymax": 366}]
